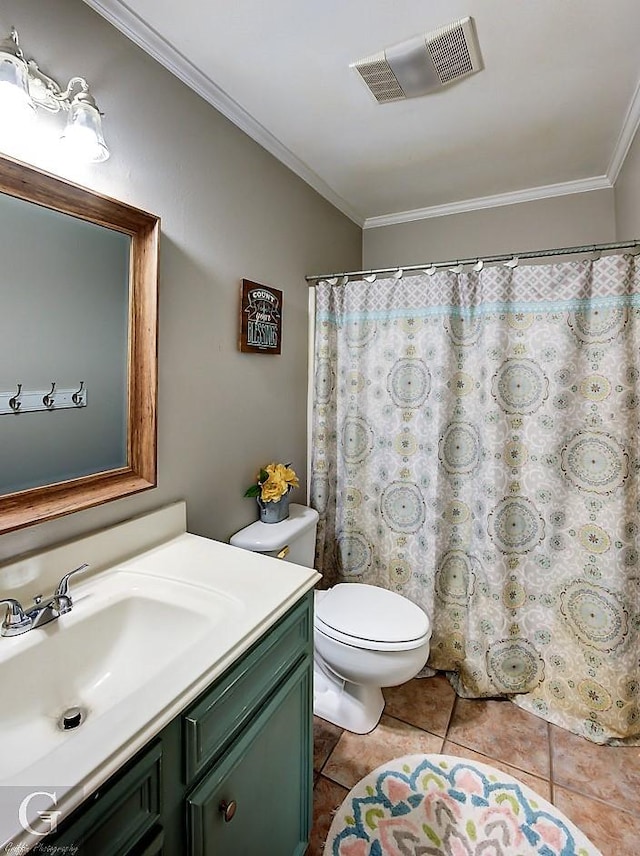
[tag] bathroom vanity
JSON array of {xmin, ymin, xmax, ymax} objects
[{"xmin": 0, "ymin": 502, "xmax": 319, "ymax": 854}]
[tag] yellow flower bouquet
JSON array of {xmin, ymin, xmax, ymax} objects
[
  {"xmin": 245, "ymin": 462, "xmax": 299, "ymax": 523},
  {"xmin": 245, "ymin": 462, "xmax": 299, "ymax": 501}
]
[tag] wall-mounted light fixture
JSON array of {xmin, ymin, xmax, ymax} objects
[{"xmin": 0, "ymin": 27, "xmax": 109, "ymax": 163}]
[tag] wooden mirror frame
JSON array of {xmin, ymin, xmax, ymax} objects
[{"xmin": 0, "ymin": 154, "xmax": 159, "ymax": 534}]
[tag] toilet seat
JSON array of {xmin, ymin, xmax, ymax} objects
[{"xmin": 314, "ymin": 584, "xmax": 430, "ymax": 652}]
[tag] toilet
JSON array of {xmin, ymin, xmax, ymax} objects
[{"xmin": 230, "ymin": 503, "xmax": 431, "ymax": 733}]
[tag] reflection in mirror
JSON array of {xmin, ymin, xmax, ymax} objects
[
  {"xmin": 0, "ymin": 192, "xmax": 130, "ymax": 494},
  {"xmin": 0, "ymin": 153, "xmax": 159, "ymax": 534}
]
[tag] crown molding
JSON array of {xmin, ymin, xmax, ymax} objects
[
  {"xmin": 607, "ymin": 75, "xmax": 640, "ymax": 184},
  {"xmin": 82, "ymin": 0, "xmax": 364, "ymax": 226},
  {"xmin": 83, "ymin": 1, "xmax": 639, "ymax": 233},
  {"xmin": 363, "ymin": 175, "xmax": 613, "ymax": 230}
]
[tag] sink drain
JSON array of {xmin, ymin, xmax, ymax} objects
[{"xmin": 58, "ymin": 706, "xmax": 86, "ymax": 731}]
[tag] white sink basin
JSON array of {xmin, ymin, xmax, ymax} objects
[{"xmin": 0, "ymin": 571, "xmax": 242, "ymax": 783}]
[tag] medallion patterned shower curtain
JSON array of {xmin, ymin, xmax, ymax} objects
[{"xmin": 310, "ymin": 254, "xmax": 640, "ymax": 745}]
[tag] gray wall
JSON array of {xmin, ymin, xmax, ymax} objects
[
  {"xmin": 615, "ymin": 126, "xmax": 640, "ymax": 239},
  {"xmin": 0, "ymin": 0, "xmax": 361, "ymax": 566},
  {"xmin": 363, "ymin": 189, "xmax": 616, "ymax": 268}
]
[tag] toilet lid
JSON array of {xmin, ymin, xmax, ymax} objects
[{"xmin": 315, "ymin": 584, "xmax": 430, "ymax": 650}]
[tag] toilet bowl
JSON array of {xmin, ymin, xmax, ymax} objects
[
  {"xmin": 230, "ymin": 503, "xmax": 431, "ymax": 733},
  {"xmin": 313, "ymin": 584, "xmax": 430, "ymax": 732}
]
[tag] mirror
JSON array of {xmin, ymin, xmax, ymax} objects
[{"xmin": 0, "ymin": 153, "xmax": 159, "ymax": 534}]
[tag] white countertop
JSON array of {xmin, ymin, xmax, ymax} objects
[{"xmin": 0, "ymin": 503, "xmax": 320, "ymax": 850}]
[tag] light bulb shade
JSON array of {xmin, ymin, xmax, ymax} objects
[
  {"xmin": 0, "ymin": 52, "xmax": 36, "ymax": 129},
  {"xmin": 60, "ymin": 96, "xmax": 109, "ymax": 163}
]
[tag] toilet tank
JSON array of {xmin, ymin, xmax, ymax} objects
[{"xmin": 230, "ymin": 503, "xmax": 319, "ymax": 568}]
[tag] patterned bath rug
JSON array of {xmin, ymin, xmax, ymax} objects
[{"xmin": 323, "ymin": 753, "xmax": 601, "ymax": 856}]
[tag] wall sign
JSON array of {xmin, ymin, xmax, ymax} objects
[{"xmin": 239, "ymin": 279, "xmax": 282, "ymax": 354}]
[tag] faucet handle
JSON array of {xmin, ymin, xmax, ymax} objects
[
  {"xmin": 54, "ymin": 562, "xmax": 90, "ymax": 604},
  {"xmin": 0, "ymin": 598, "xmax": 31, "ymax": 635}
]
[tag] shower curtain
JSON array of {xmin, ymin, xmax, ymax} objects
[{"xmin": 310, "ymin": 254, "xmax": 640, "ymax": 745}]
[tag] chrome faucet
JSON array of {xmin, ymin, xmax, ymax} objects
[{"xmin": 0, "ymin": 563, "xmax": 89, "ymax": 637}]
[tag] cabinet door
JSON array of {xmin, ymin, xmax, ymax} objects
[
  {"xmin": 184, "ymin": 593, "xmax": 312, "ymax": 783},
  {"xmin": 129, "ymin": 825, "xmax": 164, "ymax": 855},
  {"xmin": 45, "ymin": 742, "xmax": 162, "ymax": 855},
  {"xmin": 187, "ymin": 657, "xmax": 312, "ymax": 856}
]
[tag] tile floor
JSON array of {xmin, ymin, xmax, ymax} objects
[{"xmin": 309, "ymin": 673, "xmax": 640, "ymax": 855}]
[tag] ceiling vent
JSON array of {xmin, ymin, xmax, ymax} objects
[{"xmin": 351, "ymin": 17, "xmax": 482, "ymax": 104}]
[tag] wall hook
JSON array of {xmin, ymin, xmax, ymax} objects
[
  {"xmin": 43, "ymin": 382, "xmax": 57, "ymax": 409},
  {"xmin": 9, "ymin": 383, "xmax": 22, "ymax": 412},
  {"xmin": 72, "ymin": 381, "xmax": 85, "ymax": 406}
]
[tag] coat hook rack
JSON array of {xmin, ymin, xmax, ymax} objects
[{"xmin": 0, "ymin": 382, "xmax": 88, "ymax": 416}]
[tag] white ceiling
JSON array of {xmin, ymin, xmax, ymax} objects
[{"xmin": 85, "ymin": 0, "xmax": 640, "ymax": 227}]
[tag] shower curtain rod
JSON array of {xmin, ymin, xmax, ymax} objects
[{"xmin": 305, "ymin": 238, "xmax": 640, "ymax": 285}]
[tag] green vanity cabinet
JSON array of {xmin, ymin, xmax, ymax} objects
[
  {"xmin": 187, "ymin": 659, "xmax": 312, "ymax": 856},
  {"xmin": 40, "ymin": 592, "xmax": 314, "ymax": 856}
]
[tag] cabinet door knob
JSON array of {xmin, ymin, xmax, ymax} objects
[{"xmin": 219, "ymin": 799, "xmax": 237, "ymax": 822}]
